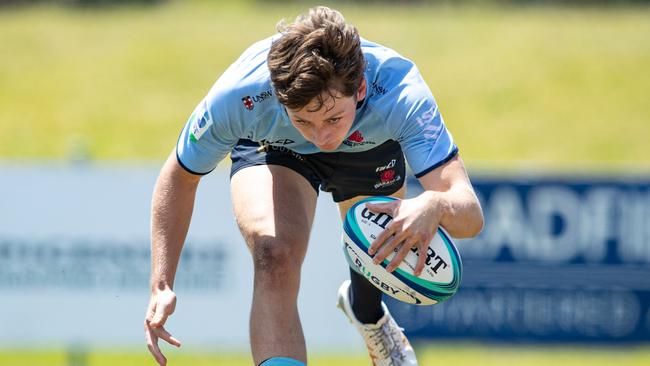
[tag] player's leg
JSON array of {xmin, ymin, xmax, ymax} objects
[
  {"xmin": 312, "ymin": 140, "xmax": 417, "ymax": 365},
  {"xmin": 231, "ymin": 164, "xmax": 317, "ymax": 365}
]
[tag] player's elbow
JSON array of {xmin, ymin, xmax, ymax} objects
[
  {"xmin": 451, "ymin": 203, "xmax": 484, "ymax": 239},
  {"xmin": 466, "ymin": 205, "xmax": 484, "ymax": 238}
]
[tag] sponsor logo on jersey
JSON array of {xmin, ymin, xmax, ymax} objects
[
  {"xmin": 370, "ymin": 81, "xmax": 388, "ymax": 96},
  {"xmin": 259, "ymin": 144, "xmax": 305, "ymax": 161},
  {"xmin": 375, "ymin": 159, "xmax": 396, "ymax": 173},
  {"xmin": 415, "ymin": 106, "xmax": 443, "ymax": 140},
  {"xmin": 252, "ymin": 89, "xmax": 273, "ymax": 103},
  {"xmin": 342, "ymin": 130, "xmax": 376, "ymax": 147},
  {"xmin": 374, "ymin": 168, "xmax": 401, "ymax": 189},
  {"xmin": 242, "ymin": 90, "xmax": 273, "ymax": 111},
  {"xmin": 259, "ymin": 138, "xmax": 295, "ymax": 146},
  {"xmin": 189, "ymin": 104, "xmax": 212, "ymax": 142},
  {"xmin": 242, "ymin": 96, "xmax": 254, "ymax": 110}
]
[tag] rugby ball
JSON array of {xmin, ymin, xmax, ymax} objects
[{"xmin": 342, "ymin": 196, "xmax": 462, "ymax": 305}]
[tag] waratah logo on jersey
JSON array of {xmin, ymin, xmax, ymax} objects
[
  {"xmin": 373, "ymin": 159, "xmax": 401, "ymax": 189},
  {"xmin": 242, "ymin": 96, "xmax": 254, "ymax": 111},
  {"xmin": 380, "ymin": 169, "xmax": 395, "ymax": 183},
  {"xmin": 348, "ymin": 130, "xmax": 364, "ymax": 143},
  {"xmin": 374, "ymin": 168, "xmax": 401, "ymax": 189},
  {"xmin": 189, "ymin": 103, "xmax": 212, "ymax": 142},
  {"xmin": 342, "ymin": 130, "xmax": 376, "ymax": 147}
]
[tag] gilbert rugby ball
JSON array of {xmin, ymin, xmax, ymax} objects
[{"xmin": 342, "ymin": 196, "xmax": 462, "ymax": 305}]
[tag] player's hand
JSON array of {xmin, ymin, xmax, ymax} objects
[
  {"xmin": 144, "ymin": 287, "xmax": 181, "ymax": 366},
  {"xmin": 366, "ymin": 191, "xmax": 443, "ymax": 276}
]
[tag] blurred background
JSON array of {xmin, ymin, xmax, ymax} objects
[{"xmin": 1, "ymin": 0, "xmax": 649, "ymax": 365}]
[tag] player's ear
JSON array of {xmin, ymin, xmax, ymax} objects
[{"xmin": 356, "ymin": 78, "xmax": 367, "ymax": 102}]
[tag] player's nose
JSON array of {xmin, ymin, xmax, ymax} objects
[{"xmin": 313, "ymin": 128, "xmax": 332, "ymax": 147}]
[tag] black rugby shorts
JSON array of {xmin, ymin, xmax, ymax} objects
[{"xmin": 229, "ymin": 139, "xmax": 405, "ymax": 202}]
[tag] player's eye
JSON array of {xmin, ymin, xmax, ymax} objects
[{"xmin": 327, "ymin": 117, "xmax": 341, "ymax": 124}]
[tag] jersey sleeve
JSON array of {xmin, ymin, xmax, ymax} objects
[
  {"xmin": 176, "ymin": 96, "xmax": 240, "ymax": 175},
  {"xmin": 387, "ymin": 65, "xmax": 458, "ymax": 178}
]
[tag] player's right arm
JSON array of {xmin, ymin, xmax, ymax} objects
[
  {"xmin": 142, "ymin": 47, "xmax": 259, "ymax": 363},
  {"xmin": 143, "ymin": 84, "xmax": 243, "ymax": 364},
  {"xmin": 145, "ymin": 151, "xmax": 201, "ymax": 366}
]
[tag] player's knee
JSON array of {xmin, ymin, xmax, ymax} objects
[{"xmin": 251, "ymin": 235, "xmax": 302, "ymax": 283}]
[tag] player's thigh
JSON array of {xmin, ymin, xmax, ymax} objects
[
  {"xmin": 231, "ymin": 164, "xmax": 318, "ymax": 259},
  {"xmin": 336, "ymin": 185, "xmax": 406, "ymax": 221}
]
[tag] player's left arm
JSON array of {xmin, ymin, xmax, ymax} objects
[
  {"xmin": 367, "ymin": 155, "xmax": 483, "ymax": 275},
  {"xmin": 416, "ymin": 154, "xmax": 484, "ymax": 239},
  {"xmin": 367, "ymin": 60, "xmax": 483, "ymax": 274}
]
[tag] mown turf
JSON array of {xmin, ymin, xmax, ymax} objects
[
  {"xmin": 1, "ymin": 344, "xmax": 650, "ymax": 366},
  {"xmin": 1, "ymin": 2, "xmax": 649, "ymax": 168}
]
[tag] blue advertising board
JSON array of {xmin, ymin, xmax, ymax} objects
[{"xmin": 390, "ymin": 175, "xmax": 650, "ymax": 342}]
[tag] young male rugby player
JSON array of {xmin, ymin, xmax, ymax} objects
[{"xmin": 144, "ymin": 6, "xmax": 483, "ymax": 366}]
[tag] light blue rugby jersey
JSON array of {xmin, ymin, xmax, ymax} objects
[{"xmin": 177, "ymin": 35, "xmax": 458, "ymax": 178}]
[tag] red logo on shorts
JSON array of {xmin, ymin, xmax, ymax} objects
[
  {"xmin": 380, "ymin": 169, "xmax": 395, "ymax": 183},
  {"xmin": 347, "ymin": 130, "xmax": 364, "ymax": 143},
  {"xmin": 242, "ymin": 96, "xmax": 254, "ymax": 110}
]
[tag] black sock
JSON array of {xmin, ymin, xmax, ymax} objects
[{"xmin": 349, "ymin": 268, "xmax": 385, "ymax": 324}]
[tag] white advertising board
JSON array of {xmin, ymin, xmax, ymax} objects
[{"xmin": 0, "ymin": 162, "xmax": 362, "ymax": 350}]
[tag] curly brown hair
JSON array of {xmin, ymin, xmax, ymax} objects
[{"xmin": 267, "ymin": 6, "xmax": 365, "ymax": 112}]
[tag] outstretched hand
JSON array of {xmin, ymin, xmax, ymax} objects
[
  {"xmin": 366, "ymin": 192, "xmax": 443, "ymax": 276},
  {"xmin": 144, "ymin": 288, "xmax": 182, "ymax": 366}
]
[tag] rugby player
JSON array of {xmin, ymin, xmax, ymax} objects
[{"xmin": 144, "ymin": 6, "xmax": 483, "ymax": 366}]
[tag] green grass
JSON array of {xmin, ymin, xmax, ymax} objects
[
  {"xmin": 2, "ymin": 344, "xmax": 650, "ymax": 366},
  {"xmin": 1, "ymin": 1, "xmax": 649, "ymax": 168}
]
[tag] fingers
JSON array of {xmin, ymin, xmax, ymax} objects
[
  {"xmin": 145, "ymin": 321, "xmax": 167, "ymax": 366},
  {"xmin": 368, "ymin": 225, "xmax": 395, "ymax": 255},
  {"xmin": 145, "ymin": 300, "xmax": 181, "ymax": 347},
  {"xmin": 386, "ymin": 236, "xmax": 419, "ymax": 273},
  {"xmin": 365, "ymin": 201, "xmax": 396, "ymax": 215},
  {"xmin": 413, "ymin": 241, "xmax": 430, "ymax": 276},
  {"xmin": 153, "ymin": 326, "xmax": 182, "ymax": 347},
  {"xmin": 372, "ymin": 230, "xmax": 407, "ymax": 265},
  {"xmin": 150, "ymin": 309, "xmax": 169, "ymax": 328},
  {"xmin": 366, "ymin": 201, "xmax": 399, "ymax": 255},
  {"xmin": 145, "ymin": 321, "xmax": 181, "ymax": 366},
  {"xmin": 372, "ymin": 229, "xmax": 431, "ymax": 276},
  {"xmin": 144, "ymin": 290, "xmax": 180, "ymax": 366}
]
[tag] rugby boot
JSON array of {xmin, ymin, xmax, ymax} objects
[{"xmin": 337, "ymin": 280, "xmax": 419, "ymax": 366}]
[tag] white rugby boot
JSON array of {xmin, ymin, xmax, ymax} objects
[{"xmin": 337, "ymin": 280, "xmax": 418, "ymax": 366}]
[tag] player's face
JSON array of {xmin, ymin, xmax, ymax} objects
[{"xmin": 286, "ymin": 80, "xmax": 366, "ymax": 151}]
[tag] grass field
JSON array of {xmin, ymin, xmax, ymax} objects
[
  {"xmin": 0, "ymin": 1, "xmax": 649, "ymax": 168},
  {"xmin": 2, "ymin": 344, "xmax": 650, "ymax": 366}
]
